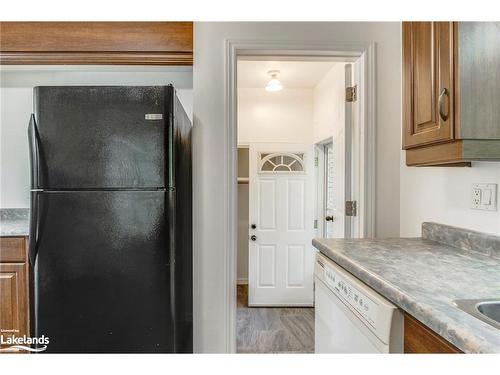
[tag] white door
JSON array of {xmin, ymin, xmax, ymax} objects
[
  {"xmin": 321, "ymin": 63, "xmax": 356, "ymax": 239},
  {"xmin": 343, "ymin": 63, "xmax": 354, "ymax": 238},
  {"xmin": 248, "ymin": 143, "xmax": 315, "ymax": 306}
]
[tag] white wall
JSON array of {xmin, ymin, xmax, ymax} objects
[
  {"xmin": 193, "ymin": 22, "xmax": 401, "ymax": 353},
  {"xmin": 0, "ymin": 66, "xmax": 193, "ymax": 208},
  {"xmin": 313, "ymin": 63, "xmax": 345, "ymax": 144},
  {"xmin": 400, "ymin": 157, "xmax": 500, "ymax": 236},
  {"xmin": 237, "ymin": 88, "xmax": 314, "ymax": 144},
  {"xmin": 0, "ymin": 87, "xmax": 32, "ymax": 208}
]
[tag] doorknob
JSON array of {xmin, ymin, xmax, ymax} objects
[
  {"xmin": 250, "ymin": 235, "xmax": 257, "ymax": 241},
  {"xmin": 251, "ymin": 224, "xmax": 257, "ymax": 229},
  {"xmin": 325, "ymin": 216, "xmax": 335, "ymax": 222}
]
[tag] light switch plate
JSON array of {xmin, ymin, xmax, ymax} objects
[{"xmin": 471, "ymin": 183, "xmax": 497, "ymax": 211}]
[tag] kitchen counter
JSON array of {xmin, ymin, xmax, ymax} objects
[
  {"xmin": 0, "ymin": 208, "xmax": 30, "ymax": 236},
  {"xmin": 312, "ymin": 222, "xmax": 500, "ymax": 353}
]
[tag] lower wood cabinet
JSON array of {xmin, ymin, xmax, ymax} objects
[
  {"xmin": 0, "ymin": 237, "xmax": 30, "ymax": 353},
  {"xmin": 404, "ymin": 313, "xmax": 462, "ymax": 353}
]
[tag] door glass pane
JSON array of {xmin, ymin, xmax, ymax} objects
[
  {"xmin": 274, "ymin": 165, "xmax": 290, "ymax": 171},
  {"xmin": 259, "ymin": 152, "xmax": 305, "ymax": 173}
]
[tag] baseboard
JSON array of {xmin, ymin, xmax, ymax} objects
[
  {"xmin": 237, "ymin": 278, "xmax": 248, "ymax": 285},
  {"xmin": 248, "ymin": 303, "xmax": 314, "ymax": 307}
]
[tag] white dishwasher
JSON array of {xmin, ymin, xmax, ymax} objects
[{"xmin": 314, "ymin": 253, "xmax": 403, "ymax": 353}]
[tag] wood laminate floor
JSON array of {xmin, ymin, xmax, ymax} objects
[{"xmin": 236, "ymin": 285, "xmax": 315, "ymax": 353}]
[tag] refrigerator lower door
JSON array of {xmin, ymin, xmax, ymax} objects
[{"xmin": 32, "ymin": 190, "xmax": 173, "ymax": 353}]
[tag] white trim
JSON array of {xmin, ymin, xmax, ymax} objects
[
  {"xmin": 248, "ymin": 303, "xmax": 314, "ymax": 307},
  {"xmin": 224, "ymin": 39, "xmax": 377, "ymax": 353},
  {"xmin": 224, "ymin": 39, "xmax": 238, "ymax": 354},
  {"xmin": 315, "ymin": 136, "xmax": 335, "ymax": 146},
  {"xmin": 314, "ymin": 142, "xmax": 327, "ymax": 238},
  {"xmin": 363, "ymin": 44, "xmax": 377, "ymax": 237},
  {"xmin": 316, "ymin": 141, "xmax": 331, "ymax": 238}
]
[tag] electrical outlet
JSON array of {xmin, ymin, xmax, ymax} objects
[
  {"xmin": 472, "ymin": 188, "xmax": 481, "ymax": 206},
  {"xmin": 471, "ymin": 183, "xmax": 497, "ymax": 211}
]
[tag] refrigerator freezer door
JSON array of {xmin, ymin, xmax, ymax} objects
[
  {"xmin": 32, "ymin": 190, "xmax": 173, "ymax": 353},
  {"xmin": 32, "ymin": 86, "xmax": 171, "ymax": 189}
]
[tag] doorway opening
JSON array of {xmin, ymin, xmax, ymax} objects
[{"xmin": 235, "ymin": 56, "xmax": 364, "ymax": 353}]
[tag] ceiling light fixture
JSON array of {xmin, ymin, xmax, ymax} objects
[{"xmin": 265, "ymin": 70, "xmax": 283, "ymax": 92}]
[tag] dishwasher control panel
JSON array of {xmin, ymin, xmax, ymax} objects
[{"xmin": 322, "ymin": 262, "xmax": 379, "ymax": 328}]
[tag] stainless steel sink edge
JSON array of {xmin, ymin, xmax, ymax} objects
[{"xmin": 453, "ymin": 299, "xmax": 500, "ymax": 330}]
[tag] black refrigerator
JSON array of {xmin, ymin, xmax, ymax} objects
[{"xmin": 28, "ymin": 86, "xmax": 192, "ymax": 353}]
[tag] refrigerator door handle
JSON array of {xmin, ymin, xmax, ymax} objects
[
  {"xmin": 28, "ymin": 191, "xmax": 40, "ymax": 267},
  {"xmin": 28, "ymin": 114, "xmax": 41, "ymax": 266},
  {"xmin": 28, "ymin": 114, "xmax": 40, "ymax": 189}
]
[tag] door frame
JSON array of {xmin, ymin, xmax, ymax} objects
[
  {"xmin": 225, "ymin": 39, "xmax": 376, "ymax": 352},
  {"xmin": 314, "ymin": 138, "xmax": 332, "ymax": 239}
]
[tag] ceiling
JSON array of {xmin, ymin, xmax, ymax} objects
[{"xmin": 237, "ymin": 60, "xmax": 338, "ymax": 89}]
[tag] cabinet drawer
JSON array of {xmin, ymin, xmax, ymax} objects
[{"xmin": 0, "ymin": 237, "xmax": 27, "ymax": 262}]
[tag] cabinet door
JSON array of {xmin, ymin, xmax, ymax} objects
[
  {"xmin": 403, "ymin": 22, "xmax": 455, "ymax": 149},
  {"xmin": 0, "ymin": 263, "xmax": 29, "ymax": 352},
  {"xmin": 404, "ymin": 313, "xmax": 461, "ymax": 353}
]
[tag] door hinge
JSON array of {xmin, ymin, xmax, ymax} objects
[
  {"xmin": 314, "ymin": 219, "xmax": 318, "ymax": 229},
  {"xmin": 314, "ymin": 156, "xmax": 319, "ymax": 167},
  {"xmin": 346, "ymin": 85, "xmax": 357, "ymax": 102},
  {"xmin": 345, "ymin": 201, "xmax": 357, "ymax": 216}
]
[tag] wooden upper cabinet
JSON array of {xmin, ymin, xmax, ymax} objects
[
  {"xmin": 0, "ymin": 22, "xmax": 193, "ymax": 65},
  {"xmin": 403, "ymin": 22, "xmax": 500, "ymax": 166},
  {"xmin": 403, "ymin": 22, "xmax": 454, "ymax": 149}
]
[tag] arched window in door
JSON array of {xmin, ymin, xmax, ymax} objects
[{"xmin": 259, "ymin": 152, "xmax": 305, "ymax": 173}]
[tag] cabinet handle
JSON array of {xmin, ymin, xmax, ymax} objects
[{"xmin": 438, "ymin": 88, "xmax": 449, "ymax": 121}]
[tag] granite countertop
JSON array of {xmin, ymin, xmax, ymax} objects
[
  {"xmin": 313, "ymin": 222, "xmax": 500, "ymax": 353},
  {"xmin": 0, "ymin": 208, "xmax": 30, "ymax": 236}
]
